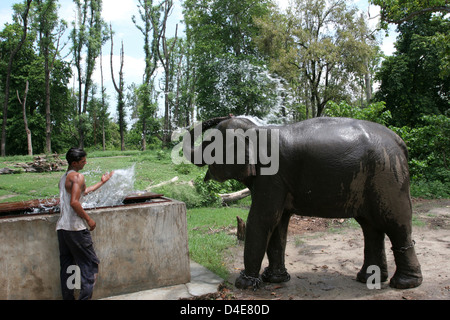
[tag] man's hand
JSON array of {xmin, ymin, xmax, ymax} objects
[
  {"xmin": 85, "ymin": 171, "xmax": 115, "ymax": 195},
  {"xmin": 87, "ymin": 217, "xmax": 96, "ymax": 231},
  {"xmin": 101, "ymin": 171, "xmax": 114, "ymax": 184}
]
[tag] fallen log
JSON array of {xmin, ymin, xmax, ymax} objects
[
  {"xmin": 218, "ymin": 188, "xmax": 251, "ymax": 203},
  {"xmin": 146, "ymin": 176, "xmax": 179, "ymax": 191}
]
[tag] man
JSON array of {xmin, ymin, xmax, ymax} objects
[{"xmin": 56, "ymin": 147, "xmax": 114, "ymax": 300}]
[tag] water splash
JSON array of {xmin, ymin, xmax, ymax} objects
[
  {"xmin": 82, "ymin": 165, "xmax": 136, "ymax": 209},
  {"xmin": 211, "ymin": 58, "xmax": 295, "ymax": 125}
]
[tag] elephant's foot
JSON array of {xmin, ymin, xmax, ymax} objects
[
  {"xmin": 389, "ymin": 271, "xmax": 423, "ymax": 289},
  {"xmin": 261, "ymin": 267, "xmax": 291, "ymax": 283},
  {"xmin": 235, "ymin": 271, "xmax": 262, "ymax": 291},
  {"xmin": 389, "ymin": 242, "xmax": 423, "ymax": 289}
]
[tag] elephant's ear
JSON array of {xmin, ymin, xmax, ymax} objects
[{"xmin": 226, "ymin": 129, "xmax": 258, "ymax": 179}]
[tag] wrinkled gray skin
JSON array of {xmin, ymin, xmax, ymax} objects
[{"xmin": 183, "ymin": 116, "xmax": 423, "ymax": 290}]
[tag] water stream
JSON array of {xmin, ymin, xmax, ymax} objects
[{"xmin": 82, "ymin": 165, "xmax": 137, "ymax": 209}]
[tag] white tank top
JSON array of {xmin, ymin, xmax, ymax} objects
[{"xmin": 56, "ymin": 170, "xmax": 88, "ymax": 231}]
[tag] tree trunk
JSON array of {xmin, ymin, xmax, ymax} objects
[
  {"xmin": 364, "ymin": 58, "xmax": 372, "ymax": 104},
  {"xmin": 17, "ymin": 80, "xmax": 33, "ymax": 156},
  {"xmin": 157, "ymin": 1, "xmax": 178, "ymax": 147},
  {"xmin": 100, "ymin": 46, "xmax": 106, "ymax": 151},
  {"xmin": 44, "ymin": 40, "xmax": 52, "ymax": 154},
  {"xmin": 236, "ymin": 216, "xmax": 246, "ymax": 241},
  {"xmin": 142, "ymin": 119, "xmax": 147, "ymax": 151},
  {"xmin": 110, "ymin": 24, "xmax": 126, "ymax": 151},
  {"xmin": 102, "ymin": 123, "xmax": 106, "ymax": 151},
  {"xmin": 1, "ymin": 0, "xmax": 32, "ymax": 156}
]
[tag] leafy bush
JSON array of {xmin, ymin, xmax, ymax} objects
[
  {"xmin": 390, "ymin": 115, "xmax": 449, "ymax": 184},
  {"xmin": 152, "ymin": 183, "xmax": 206, "ymax": 209},
  {"xmin": 410, "ymin": 180, "xmax": 450, "ymax": 199},
  {"xmin": 151, "ymin": 169, "xmax": 247, "ymax": 208},
  {"xmin": 174, "ymin": 163, "xmax": 192, "ymax": 175},
  {"xmin": 193, "ymin": 172, "xmax": 247, "ymax": 207},
  {"xmin": 324, "ymin": 101, "xmax": 392, "ymax": 125}
]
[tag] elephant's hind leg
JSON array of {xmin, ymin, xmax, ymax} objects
[
  {"xmin": 355, "ymin": 216, "xmax": 389, "ymax": 284},
  {"xmin": 386, "ymin": 223, "xmax": 423, "ymax": 289}
]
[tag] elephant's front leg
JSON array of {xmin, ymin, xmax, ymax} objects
[
  {"xmin": 235, "ymin": 186, "xmax": 287, "ymax": 290},
  {"xmin": 261, "ymin": 209, "xmax": 292, "ymax": 284}
]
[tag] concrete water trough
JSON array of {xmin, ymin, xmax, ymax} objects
[{"xmin": 0, "ymin": 192, "xmax": 190, "ymax": 300}]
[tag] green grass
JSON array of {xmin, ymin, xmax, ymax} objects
[
  {"xmin": 0, "ymin": 150, "xmax": 205, "ymax": 202},
  {"xmin": 188, "ymin": 207, "xmax": 248, "ymax": 279},
  {"xmin": 0, "ymin": 171, "xmax": 61, "ymax": 201}
]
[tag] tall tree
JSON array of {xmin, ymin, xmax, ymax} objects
[
  {"xmin": 132, "ymin": 0, "xmax": 162, "ymax": 150},
  {"xmin": 370, "ymin": 0, "xmax": 450, "ymax": 78},
  {"xmin": 171, "ymin": 38, "xmax": 191, "ymax": 128},
  {"xmin": 369, "ymin": 0, "xmax": 450, "ymax": 27},
  {"xmin": 256, "ymin": 0, "xmax": 379, "ymax": 118},
  {"xmin": 70, "ymin": 0, "xmax": 108, "ymax": 148},
  {"xmin": 98, "ymin": 45, "xmax": 109, "ymax": 151},
  {"xmin": 375, "ymin": 14, "xmax": 450, "ymax": 127},
  {"xmin": 34, "ymin": 0, "xmax": 67, "ymax": 154},
  {"xmin": 158, "ymin": 0, "xmax": 178, "ymax": 147},
  {"xmin": 183, "ymin": 0, "xmax": 274, "ymax": 120},
  {"xmin": 110, "ymin": 25, "xmax": 126, "ymax": 151},
  {"xmin": 1, "ymin": 0, "xmax": 32, "ymax": 157}
]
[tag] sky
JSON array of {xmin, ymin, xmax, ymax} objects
[{"xmin": 0, "ymin": 0, "xmax": 397, "ymax": 119}]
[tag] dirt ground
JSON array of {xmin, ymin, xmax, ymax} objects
[{"xmin": 218, "ymin": 199, "xmax": 450, "ymax": 300}]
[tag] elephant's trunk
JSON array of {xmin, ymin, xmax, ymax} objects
[{"xmin": 183, "ymin": 116, "xmax": 232, "ymax": 167}]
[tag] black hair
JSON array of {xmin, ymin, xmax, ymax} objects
[{"xmin": 66, "ymin": 147, "xmax": 87, "ymax": 165}]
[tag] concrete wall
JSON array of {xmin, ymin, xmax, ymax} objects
[{"xmin": 0, "ymin": 199, "xmax": 190, "ymax": 300}]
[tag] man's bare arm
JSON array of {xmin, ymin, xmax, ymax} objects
[{"xmin": 85, "ymin": 171, "xmax": 114, "ymax": 195}]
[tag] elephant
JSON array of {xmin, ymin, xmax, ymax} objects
[{"xmin": 182, "ymin": 115, "xmax": 423, "ymax": 290}]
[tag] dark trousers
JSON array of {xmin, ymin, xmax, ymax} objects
[{"xmin": 57, "ymin": 229, "xmax": 100, "ymax": 300}]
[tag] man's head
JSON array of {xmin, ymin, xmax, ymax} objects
[{"xmin": 66, "ymin": 147, "xmax": 87, "ymax": 168}]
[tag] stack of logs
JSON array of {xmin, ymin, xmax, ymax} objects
[{"xmin": 0, "ymin": 155, "xmax": 67, "ymax": 174}]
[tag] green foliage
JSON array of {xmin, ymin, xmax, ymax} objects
[
  {"xmin": 195, "ymin": 55, "xmax": 285, "ymax": 120},
  {"xmin": 374, "ymin": 14, "xmax": 450, "ymax": 127},
  {"xmin": 367, "ymin": 6, "xmax": 450, "ymax": 197},
  {"xmin": 410, "ymin": 180, "xmax": 450, "ymax": 199},
  {"xmin": 255, "ymin": 0, "xmax": 381, "ymax": 119},
  {"xmin": 369, "ymin": 0, "xmax": 450, "ymax": 28},
  {"xmin": 193, "ymin": 172, "xmax": 247, "ymax": 207},
  {"xmin": 324, "ymin": 101, "xmax": 392, "ymax": 125},
  {"xmin": 183, "ymin": 0, "xmax": 275, "ymax": 119},
  {"xmin": 390, "ymin": 115, "xmax": 450, "ymax": 188},
  {"xmin": 174, "ymin": 162, "xmax": 192, "ymax": 175},
  {"xmin": 152, "ymin": 183, "xmax": 206, "ymax": 209}
]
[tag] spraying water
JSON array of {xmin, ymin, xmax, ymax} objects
[
  {"xmin": 82, "ymin": 165, "xmax": 136, "ymax": 209},
  {"xmin": 212, "ymin": 58, "xmax": 295, "ymax": 125},
  {"xmin": 22, "ymin": 165, "xmax": 138, "ymax": 215}
]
